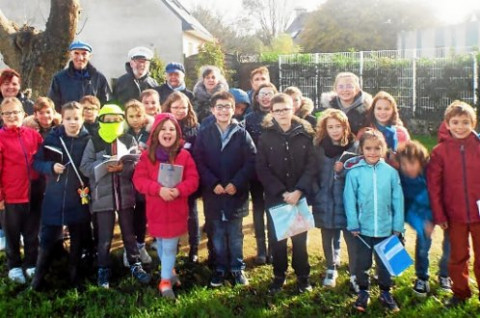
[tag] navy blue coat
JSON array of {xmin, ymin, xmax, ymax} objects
[
  {"xmin": 112, "ymin": 63, "xmax": 159, "ymax": 106},
  {"xmin": 33, "ymin": 126, "xmax": 91, "ymax": 226},
  {"xmin": 48, "ymin": 61, "xmax": 111, "ymax": 112},
  {"xmin": 193, "ymin": 121, "xmax": 256, "ymax": 221}
]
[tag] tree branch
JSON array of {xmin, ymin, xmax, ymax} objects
[{"xmin": 0, "ymin": 9, "xmax": 21, "ymax": 70}]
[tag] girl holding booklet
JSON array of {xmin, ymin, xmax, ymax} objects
[
  {"xmin": 133, "ymin": 113, "xmax": 199, "ymax": 299},
  {"xmin": 312, "ymin": 109, "xmax": 358, "ymax": 289}
]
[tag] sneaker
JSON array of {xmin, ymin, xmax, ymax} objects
[
  {"xmin": 439, "ymin": 276, "xmax": 452, "ymax": 291},
  {"xmin": 333, "ymin": 249, "xmax": 341, "ymax": 267},
  {"xmin": 323, "ymin": 269, "xmax": 338, "ymax": 287},
  {"xmin": 379, "ymin": 290, "xmax": 400, "ymax": 312},
  {"xmin": 97, "ymin": 267, "xmax": 110, "ymax": 289},
  {"xmin": 254, "ymin": 255, "xmax": 267, "ymax": 265},
  {"xmin": 25, "ymin": 267, "xmax": 36, "ymax": 279},
  {"xmin": 354, "ymin": 290, "xmax": 370, "ymax": 312},
  {"xmin": 122, "ymin": 249, "xmax": 129, "ymax": 268},
  {"xmin": 297, "ymin": 276, "xmax": 313, "ymax": 293},
  {"xmin": 445, "ymin": 295, "xmax": 466, "ymax": 308},
  {"xmin": 0, "ymin": 235, "xmax": 5, "ymax": 251},
  {"xmin": 8, "ymin": 267, "xmax": 26, "ymax": 284},
  {"xmin": 232, "ymin": 270, "xmax": 249, "ymax": 286},
  {"xmin": 268, "ymin": 276, "xmax": 285, "ymax": 295},
  {"xmin": 210, "ymin": 271, "xmax": 225, "ymax": 287},
  {"xmin": 159, "ymin": 279, "xmax": 176, "ymax": 299},
  {"xmin": 139, "ymin": 246, "xmax": 152, "ymax": 264},
  {"xmin": 413, "ymin": 278, "xmax": 430, "ymax": 297},
  {"xmin": 349, "ymin": 275, "xmax": 360, "ymax": 294},
  {"xmin": 130, "ymin": 263, "xmax": 151, "ymax": 284}
]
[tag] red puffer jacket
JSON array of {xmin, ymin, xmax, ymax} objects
[
  {"xmin": 133, "ymin": 149, "xmax": 199, "ymax": 238},
  {"xmin": 427, "ymin": 132, "xmax": 480, "ymax": 224},
  {"xmin": 0, "ymin": 126, "xmax": 43, "ymax": 203}
]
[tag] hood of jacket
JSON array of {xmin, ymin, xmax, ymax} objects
[
  {"xmin": 23, "ymin": 113, "xmax": 62, "ymax": 132},
  {"xmin": 261, "ymin": 113, "xmax": 315, "ymax": 137},
  {"xmin": 296, "ymin": 97, "xmax": 315, "ymax": 119},
  {"xmin": 320, "ymin": 90, "xmax": 372, "ymax": 111},
  {"xmin": 147, "ymin": 113, "xmax": 184, "ymax": 146},
  {"xmin": 193, "ymin": 79, "xmax": 229, "ymax": 102}
]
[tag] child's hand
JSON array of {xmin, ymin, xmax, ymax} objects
[
  {"xmin": 170, "ymin": 188, "xmax": 180, "ymax": 198},
  {"xmin": 424, "ymin": 221, "xmax": 434, "ymax": 238},
  {"xmin": 213, "ymin": 184, "xmax": 225, "ymax": 195},
  {"xmin": 159, "ymin": 187, "xmax": 174, "ymax": 201},
  {"xmin": 393, "ymin": 231, "xmax": 402, "ymax": 237},
  {"xmin": 53, "ymin": 163, "xmax": 66, "ymax": 174},
  {"xmin": 283, "ymin": 190, "xmax": 302, "ymax": 205},
  {"xmin": 107, "ymin": 162, "xmax": 124, "ymax": 173},
  {"xmin": 334, "ymin": 162, "xmax": 344, "ymax": 173},
  {"xmin": 351, "ymin": 231, "xmax": 360, "ymax": 237},
  {"xmin": 225, "ymin": 183, "xmax": 237, "ymax": 195},
  {"xmin": 0, "ymin": 200, "xmax": 4, "ymax": 210},
  {"xmin": 438, "ymin": 222, "xmax": 448, "ymax": 230}
]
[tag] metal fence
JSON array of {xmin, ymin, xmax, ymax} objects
[{"xmin": 278, "ymin": 49, "xmax": 479, "ymax": 123}]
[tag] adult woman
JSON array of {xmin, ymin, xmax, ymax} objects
[
  {"xmin": 193, "ymin": 65, "xmax": 229, "ymax": 122},
  {"xmin": 0, "ymin": 68, "xmax": 34, "ymax": 116}
]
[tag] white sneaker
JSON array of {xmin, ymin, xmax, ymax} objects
[
  {"xmin": 323, "ymin": 269, "xmax": 338, "ymax": 287},
  {"xmin": 0, "ymin": 236, "xmax": 5, "ymax": 251},
  {"xmin": 123, "ymin": 249, "xmax": 129, "ymax": 268},
  {"xmin": 8, "ymin": 267, "xmax": 26, "ymax": 284},
  {"xmin": 25, "ymin": 267, "xmax": 36, "ymax": 279},
  {"xmin": 139, "ymin": 246, "xmax": 152, "ymax": 264}
]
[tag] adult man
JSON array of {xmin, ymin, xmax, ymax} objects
[
  {"xmin": 112, "ymin": 46, "xmax": 158, "ymax": 106},
  {"xmin": 48, "ymin": 41, "xmax": 111, "ymax": 112},
  {"xmin": 155, "ymin": 62, "xmax": 194, "ymax": 105}
]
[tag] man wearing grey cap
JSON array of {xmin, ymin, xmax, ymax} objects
[
  {"xmin": 155, "ymin": 62, "xmax": 194, "ymax": 105},
  {"xmin": 48, "ymin": 40, "xmax": 111, "ymax": 112},
  {"xmin": 112, "ymin": 46, "xmax": 159, "ymax": 106}
]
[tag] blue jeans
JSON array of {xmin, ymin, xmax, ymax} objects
[
  {"xmin": 211, "ymin": 218, "xmax": 245, "ymax": 273},
  {"xmin": 156, "ymin": 237, "xmax": 179, "ymax": 280},
  {"xmin": 415, "ymin": 229, "xmax": 450, "ymax": 280}
]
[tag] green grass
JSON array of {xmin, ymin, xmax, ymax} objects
[{"xmin": 412, "ymin": 134, "xmax": 437, "ymax": 151}]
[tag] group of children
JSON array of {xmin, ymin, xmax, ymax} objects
[{"xmin": 0, "ymin": 69, "xmax": 479, "ymax": 312}]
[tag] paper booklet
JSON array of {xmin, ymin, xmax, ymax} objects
[
  {"xmin": 338, "ymin": 151, "xmax": 358, "ymax": 164},
  {"xmin": 43, "ymin": 145, "xmax": 63, "ymax": 163},
  {"xmin": 157, "ymin": 163, "xmax": 184, "ymax": 188},
  {"xmin": 93, "ymin": 139, "xmax": 140, "ymax": 181}
]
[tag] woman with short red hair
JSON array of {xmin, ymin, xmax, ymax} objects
[{"xmin": 0, "ymin": 68, "xmax": 34, "ymax": 116}]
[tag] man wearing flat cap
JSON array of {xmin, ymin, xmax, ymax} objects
[
  {"xmin": 155, "ymin": 62, "xmax": 194, "ymax": 105},
  {"xmin": 112, "ymin": 46, "xmax": 159, "ymax": 106},
  {"xmin": 48, "ymin": 40, "xmax": 111, "ymax": 112}
]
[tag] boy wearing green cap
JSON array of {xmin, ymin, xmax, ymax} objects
[{"xmin": 80, "ymin": 104, "xmax": 150, "ymax": 288}]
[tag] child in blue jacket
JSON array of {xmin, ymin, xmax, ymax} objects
[
  {"xmin": 344, "ymin": 129, "xmax": 404, "ymax": 313},
  {"xmin": 397, "ymin": 140, "xmax": 450, "ymax": 296}
]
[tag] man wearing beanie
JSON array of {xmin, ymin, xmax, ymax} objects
[
  {"xmin": 48, "ymin": 40, "xmax": 111, "ymax": 112},
  {"xmin": 80, "ymin": 104, "xmax": 151, "ymax": 289},
  {"xmin": 112, "ymin": 47, "xmax": 158, "ymax": 106},
  {"xmin": 155, "ymin": 62, "xmax": 194, "ymax": 105}
]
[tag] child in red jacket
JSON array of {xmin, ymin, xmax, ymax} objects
[
  {"xmin": 427, "ymin": 100, "xmax": 480, "ymax": 307},
  {"xmin": 0, "ymin": 97, "xmax": 43, "ymax": 284},
  {"xmin": 133, "ymin": 113, "xmax": 199, "ymax": 299}
]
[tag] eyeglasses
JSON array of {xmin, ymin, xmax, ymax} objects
[
  {"xmin": 1, "ymin": 110, "xmax": 23, "ymax": 117},
  {"xmin": 171, "ymin": 106, "xmax": 188, "ymax": 111},
  {"xmin": 259, "ymin": 91, "xmax": 274, "ymax": 97},
  {"xmin": 214, "ymin": 104, "xmax": 233, "ymax": 111},
  {"xmin": 83, "ymin": 107, "xmax": 98, "ymax": 112},
  {"xmin": 272, "ymin": 108, "xmax": 292, "ymax": 115},
  {"xmin": 337, "ymin": 84, "xmax": 355, "ymax": 90}
]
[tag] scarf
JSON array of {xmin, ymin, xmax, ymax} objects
[
  {"xmin": 320, "ymin": 136, "xmax": 352, "ymax": 158},
  {"xmin": 98, "ymin": 121, "xmax": 124, "ymax": 143},
  {"xmin": 155, "ymin": 147, "xmax": 170, "ymax": 163},
  {"xmin": 168, "ymin": 82, "xmax": 186, "ymax": 92},
  {"xmin": 375, "ymin": 122, "xmax": 398, "ymax": 151},
  {"xmin": 336, "ymin": 92, "xmax": 364, "ymax": 114}
]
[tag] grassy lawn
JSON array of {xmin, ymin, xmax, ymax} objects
[{"xmin": 1, "ymin": 135, "xmax": 478, "ymax": 317}]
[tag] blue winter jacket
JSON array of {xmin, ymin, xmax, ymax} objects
[
  {"xmin": 33, "ymin": 126, "xmax": 90, "ymax": 226},
  {"xmin": 344, "ymin": 158, "xmax": 404, "ymax": 237},
  {"xmin": 400, "ymin": 172, "xmax": 432, "ymax": 237},
  {"xmin": 193, "ymin": 120, "xmax": 256, "ymax": 221}
]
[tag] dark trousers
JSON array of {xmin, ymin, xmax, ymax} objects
[
  {"xmin": 2, "ymin": 202, "xmax": 41, "ymax": 269},
  {"xmin": 355, "ymin": 235, "xmax": 392, "ymax": 291},
  {"xmin": 188, "ymin": 196, "xmax": 200, "ymax": 253},
  {"xmin": 250, "ymin": 180, "xmax": 273, "ymax": 256},
  {"xmin": 96, "ymin": 208, "xmax": 140, "ymax": 268},
  {"xmin": 133, "ymin": 200, "xmax": 147, "ymax": 245},
  {"xmin": 321, "ymin": 228, "xmax": 357, "ymax": 273},
  {"xmin": 40, "ymin": 222, "xmax": 86, "ymax": 271},
  {"xmin": 271, "ymin": 231, "xmax": 310, "ymax": 278}
]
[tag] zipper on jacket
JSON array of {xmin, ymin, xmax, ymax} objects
[
  {"xmin": 460, "ymin": 144, "xmax": 471, "ymax": 223},
  {"xmin": 373, "ymin": 165, "xmax": 378, "ymax": 236},
  {"xmin": 18, "ymin": 133, "xmax": 32, "ymax": 199}
]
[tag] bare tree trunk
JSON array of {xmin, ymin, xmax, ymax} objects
[{"xmin": 0, "ymin": 0, "xmax": 80, "ymax": 97}]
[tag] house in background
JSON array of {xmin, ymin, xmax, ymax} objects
[
  {"xmin": 397, "ymin": 14, "xmax": 480, "ymax": 57},
  {"xmin": 285, "ymin": 8, "xmax": 309, "ymax": 44},
  {"xmin": 0, "ymin": 0, "xmax": 214, "ymax": 85}
]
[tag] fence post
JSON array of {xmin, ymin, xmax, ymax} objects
[
  {"xmin": 412, "ymin": 50, "xmax": 417, "ymax": 117},
  {"xmin": 315, "ymin": 53, "xmax": 319, "ymax": 108},
  {"xmin": 278, "ymin": 55, "xmax": 283, "ymax": 92},
  {"xmin": 472, "ymin": 52, "xmax": 478, "ymax": 106},
  {"xmin": 359, "ymin": 51, "xmax": 364, "ymax": 87}
]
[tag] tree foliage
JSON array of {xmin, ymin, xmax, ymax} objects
[
  {"xmin": 0, "ymin": 0, "xmax": 80, "ymax": 96},
  {"xmin": 299, "ymin": 0, "xmax": 438, "ymax": 53}
]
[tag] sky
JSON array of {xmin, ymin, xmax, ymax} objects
[{"xmin": 180, "ymin": 0, "xmax": 480, "ymax": 25}]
